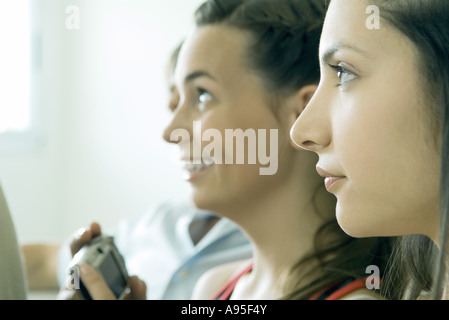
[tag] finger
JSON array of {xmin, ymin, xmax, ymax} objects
[
  {"xmin": 124, "ymin": 276, "xmax": 147, "ymax": 300},
  {"xmin": 56, "ymin": 287, "xmax": 82, "ymax": 300},
  {"xmin": 89, "ymin": 221, "xmax": 102, "ymax": 237},
  {"xmin": 79, "ymin": 263, "xmax": 115, "ymax": 300},
  {"xmin": 56, "ymin": 276, "xmax": 83, "ymax": 300},
  {"xmin": 70, "ymin": 222, "xmax": 102, "ymax": 256}
]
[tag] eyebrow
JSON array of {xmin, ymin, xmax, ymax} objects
[
  {"xmin": 321, "ymin": 42, "xmax": 370, "ymax": 65},
  {"xmin": 184, "ymin": 70, "xmax": 216, "ymax": 84}
]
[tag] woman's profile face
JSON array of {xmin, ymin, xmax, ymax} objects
[
  {"xmin": 291, "ymin": 0, "xmax": 441, "ymax": 240},
  {"xmin": 163, "ymin": 25, "xmax": 299, "ymax": 214}
]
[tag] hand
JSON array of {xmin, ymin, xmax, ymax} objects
[
  {"xmin": 57, "ymin": 222, "xmax": 102, "ymax": 300},
  {"xmin": 57, "ymin": 222, "xmax": 147, "ymax": 300},
  {"xmin": 77, "ymin": 264, "xmax": 147, "ymax": 300},
  {"xmin": 70, "ymin": 221, "xmax": 102, "ymax": 257},
  {"xmin": 57, "ymin": 264, "xmax": 147, "ymax": 300}
]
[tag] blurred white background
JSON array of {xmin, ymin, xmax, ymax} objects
[{"xmin": 0, "ymin": 0, "xmax": 204, "ymax": 244}]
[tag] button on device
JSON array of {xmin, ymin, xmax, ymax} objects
[{"xmin": 97, "ymin": 248, "xmax": 104, "ymax": 254}]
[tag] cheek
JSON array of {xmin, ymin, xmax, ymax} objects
[
  {"xmin": 333, "ymin": 79, "xmax": 421, "ymax": 180},
  {"xmin": 331, "ymin": 93, "xmax": 384, "ymax": 176},
  {"xmin": 199, "ymin": 111, "xmax": 263, "ymax": 178},
  {"xmin": 332, "ymin": 89, "xmax": 440, "ymax": 237},
  {"xmin": 199, "ymin": 105, "xmax": 286, "ymax": 188}
]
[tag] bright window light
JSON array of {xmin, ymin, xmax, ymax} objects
[{"xmin": 0, "ymin": 1, "xmax": 32, "ymax": 134}]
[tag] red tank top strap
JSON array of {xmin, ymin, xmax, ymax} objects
[
  {"xmin": 309, "ymin": 277, "xmax": 369, "ymax": 300},
  {"xmin": 308, "ymin": 287, "xmax": 328, "ymax": 300},
  {"xmin": 324, "ymin": 278, "xmax": 367, "ymax": 300},
  {"xmin": 211, "ymin": 263, "xmax": 253, "ymax": 300}
]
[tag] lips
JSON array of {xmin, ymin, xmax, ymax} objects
[
  {"xmin": 181, "ymin": 158, "xmax": 215, "ymax": 182},
  {"xmin": 183, "ymin": 161, "xmax": 214, "ymax": 174},
  {"xmin": 316, "ymin": 165, "xmax": 346, "ymax": 193}
]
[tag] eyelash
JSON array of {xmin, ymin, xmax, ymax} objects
[
  {"xmin": 328, "ymin": 64, "xmax": 357, "ymax": 87},
  {"xmin": 172, "ymin": 87, "xmax": 212, "ymax": 113}
]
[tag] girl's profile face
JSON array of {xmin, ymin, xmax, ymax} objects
[
  {"xmin": 291, "ymin": 0, "xmax": 441, "ymax": 240},
  {"xmin": 163, "ymin": 25, "xmax": 300, "ymax": 214}
]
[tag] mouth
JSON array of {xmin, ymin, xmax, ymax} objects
[
  {"xmin": 181, "ymin": 158, "xmax": 215, "ymax": 181},
  {"xmin": 316, "ymin": 165, "xmax": 346, "ymax": 193},
  {"xmin": 183, "ymin": 161, "xmax": 214, "ymax": 173}
]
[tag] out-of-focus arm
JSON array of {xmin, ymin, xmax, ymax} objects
[{"xmin": 21, "ymin": 243, "xmax": 61, "ymax": 290}]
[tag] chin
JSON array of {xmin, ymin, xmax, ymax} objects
[
  {"xmin": 336, "ymin": 205, "xmax": 372, "ymax": 238},
  {"xmin": 190, "ymin": 188, "xmax": 221, "ymax": 212}
]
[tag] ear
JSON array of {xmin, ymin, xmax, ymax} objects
[
  {"xmin": 285, "ymin": 84, "xmax": 317, "ymax": 149},
  {"xmin": 286, "ymin": 84, "xmax": 318, "ymax": 128}
]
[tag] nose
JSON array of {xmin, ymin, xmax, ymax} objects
[
  {"xmin": 167, "ymin": 88, "xmax": 180, "ymax": 113},
  {"xmin": 162, "ymin": 96, "xmax": 194, "ymax": 144},
  {"xmin": 290, "ymin": 87, "xmax": 331, "ymax": 153}
]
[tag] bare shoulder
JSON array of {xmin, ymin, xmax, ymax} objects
[
  {"xmin": 191, "ymin": 259, "xmax": 251, "ymax": 300},
  {"xmin": 339, "ymin": 288, "xmax": 385, "ymax": 300}
]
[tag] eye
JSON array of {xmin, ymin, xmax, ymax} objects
[
  {"xmin": 197, "ymin": 88, "xmax": 212, "ymax": 111},
  {"xmin": 330, "ymin": 64, "xmax": 357, "ymax": 87},
  {"xmin": 198, "ymin": 89, "xmax": 212, "ymax": 103}
]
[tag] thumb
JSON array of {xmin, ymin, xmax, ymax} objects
[
  {"xmin": 125, "ymin": 276, "xmax": 147, "ymax": 300},
  {"xmin": 79, "ymin": 264, "xmax": 116, "ymax": 300}
]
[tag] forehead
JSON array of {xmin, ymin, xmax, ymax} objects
[
  {"xmin": 175, "ymin": 25, "xmax": 248, "ymax": 83},
  {"xmin": 321, "ymin": 0, "xmax": 408, "ymax": 61},
  {"xmin": 324, "ymin": 0, "xmax": 370, "ymax": 38}
]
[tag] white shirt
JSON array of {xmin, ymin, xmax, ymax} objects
[{"xmin": 58, "ymin": 201, "xmax": 252, "ymax": 300}]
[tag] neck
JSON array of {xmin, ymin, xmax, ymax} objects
[{"xmin": 223, "ymin": 158, "xmax": 332, "ymax": 299}]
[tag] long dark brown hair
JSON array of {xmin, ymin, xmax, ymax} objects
[{"xmin": 194, "ymin": 0, "xmax": 398, "ymax": 300}]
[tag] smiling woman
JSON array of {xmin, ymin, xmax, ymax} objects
[{"xmin": 163, "ymin": 24, "xmax": 290, "ymax": 213}]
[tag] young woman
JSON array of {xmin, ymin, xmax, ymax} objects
[
  {"xmin": 56, "ymin": 42, "xmax": 253, "ymax": 301},
  {"xmin": 162, "ymin": 0, "xmax": 395, "ymax": 300},
  {"xmin": 291, "ymin": 0, "xmax": 449, "ymax": 299}
]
